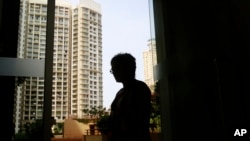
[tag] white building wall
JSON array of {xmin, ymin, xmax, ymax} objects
[
  {"xmin": 143, "ymin": 39, "xmax": 157, "ymax": 92},
  {"xmin": 14, "ymin": 0, "xmax": 72, "ymax": 132},
  {"xmin": 14, "ymin": 0, "xmax": 103, "ymax": 132},
  {"xmin": 71, "ymin": 0, "xmax": 103, "ymax": 118}
]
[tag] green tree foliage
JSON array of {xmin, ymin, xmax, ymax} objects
[
  {"xmin": 13, "ymin": 119, "xmax": 43, "ymax": 141},
  {"xmin": 149, "ymin": 81, "xmax": 161, "ymax": 132},
  {"xmin": 83, "ymin": 106, "xmax": 110, "ymax": 134},
  {"xmin": 82, "ymin": 106, "xmax": 107, "ymax": 119},
  {"xmin": 53, "ymin": 123, "xmax": 64, "ymax": 135},
  {"xmin": 96, "ymin": 115, "xmax": 110, "ymax": 134}
]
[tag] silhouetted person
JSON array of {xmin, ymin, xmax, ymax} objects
[{"xmin": 107, "ymin": 53, "xmax": 152, "ymax": 141}]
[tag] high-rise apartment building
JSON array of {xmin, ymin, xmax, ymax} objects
[
  {"xmin": 71, "ymin": 0, "xmax": 103, "ymax": 118},
  {"xmin": 14, "ymin": 0, "xmax": 103, "ymax": 132},
  {"xmin": 14, "ymin": 0, "xmax": 72, "ymax": 130},
  {"xmin": 143, "ymin": 38, "xmax": 157, "ymax": 92}
]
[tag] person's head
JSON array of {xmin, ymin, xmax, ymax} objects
[{"xmin": 110, "ymin": 53, "xmax": 136, "ymax": 82}]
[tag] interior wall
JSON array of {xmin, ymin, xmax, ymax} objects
[{"xmin": 153, "ymin": 0, "xmax": 250, "ymax": 141}]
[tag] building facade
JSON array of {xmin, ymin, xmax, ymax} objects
[
  {"xmin": 143, "ymin": 38, "xmax": 157, "ymax": 92},
  {"xmin": 14, "ymin": 0, "xmax": 103, "ymax": 132},
  {"xmin": 71, "ymin": 0, "xmax": 103, "ymax": 118}
]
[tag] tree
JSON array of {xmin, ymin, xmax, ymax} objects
[
  {"xmin": 82, "ymin": 106, "xmax": 110, "ymax": 134},
  {"xmin": 149, "ymin": 81, "xmax": 161, "ymax": 132},
  {"xmin": 83, "ymin": 106, "xmax": 107, "ymax": 119},
  {"xmin": 13, "ymin": 119, "xmax": 43, "ymax": 141}
]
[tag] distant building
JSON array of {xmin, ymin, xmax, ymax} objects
[
  {"xmin": 71, "ymin": 0, "xmax": 103, "ymax": 118},
  {"xmin": 143, "ymin": 38, "xmax": 157, "ymax": 92},
  {"xmin": 13, "ymin": 0, "xmax": 103, "ymax": 133}
]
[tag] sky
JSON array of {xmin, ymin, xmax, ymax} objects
[{"xmin": 67, "ymin": 0, "xmax": 152, "ymax": 108}]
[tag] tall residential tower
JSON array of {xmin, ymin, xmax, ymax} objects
[
  {"xmin": 14, "ymin": 0, "xmax": 103, "ymax": 132},
  {"xmin": 71, "ymin": 0, "xmax": 103, "ymax": 118},
  {"xmin": 143, "ymin": 38, "xmax": 157, "ymax": 92}
]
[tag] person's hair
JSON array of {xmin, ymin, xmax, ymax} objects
[{"xmin": 111, "ymin": 52, "xmax": 136, "ymax": 78}]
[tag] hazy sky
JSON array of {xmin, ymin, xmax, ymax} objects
[{"xmin": 67, "ymin": 0, "xmax": 152, "ymax": 108}]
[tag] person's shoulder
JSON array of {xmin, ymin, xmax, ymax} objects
[
  {"xmin": 135, "ymin": 79, "xmax": 150, "ymax": 89},
  {"xmin": 134, "ymin": 80, "xmax": 151, "ymax": 98},
  {"xmin": 135, "ymin": 79, "xmax": 146, "ymax": 85}
]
